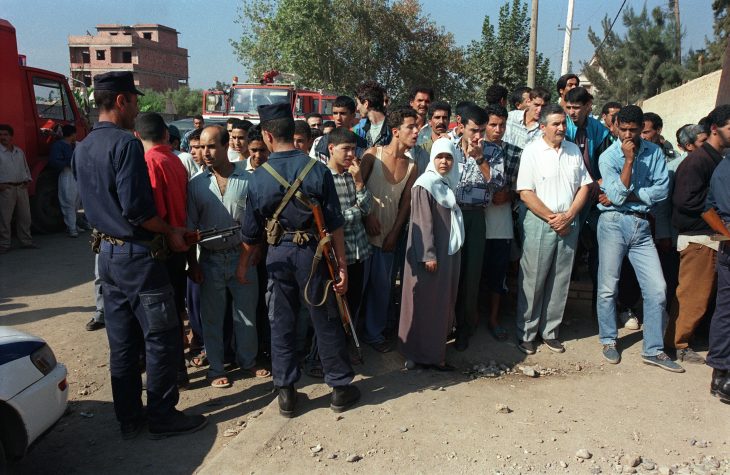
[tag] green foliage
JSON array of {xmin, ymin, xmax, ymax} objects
[
  {"xmin": 583, "ymin": 5, "xmax": 684, "ymax": 108},
  {"xmin": 698, "ymin": 0, "xmax": 730, "ymax": 73},
  {"xmin": 138, "ymin": 89, "xmax": 165, "ymax": 113},
  {"xmin": 230, "ymin": 0, "xmax": 468, "ymax": 105},
  {"xmin": 463, "ymin": 0, "xmax": 555, "ymax": 103},
  {"xmin": 137, "ymin": 87, "xmax": 203, "ymax": 117}
]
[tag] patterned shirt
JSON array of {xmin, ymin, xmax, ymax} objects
[
  {"xmin": 450, "ymin": 135, "xmax": 505, "ymax": 207},
  {"xmin": 329, "ymin": 169, "xmax": 372, "ymax": 264}
]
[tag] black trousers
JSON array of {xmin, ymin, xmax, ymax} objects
[
  {"xmin": 266, "ymin": 241, "xmax": 354, "ymax": 388},
  {"xmin": 708, "ymin": 247, "xmax": 730, "ymax": 370},
  {"xmin": 98, "ymin": 242, "xmax": 180, "ymax": 425}
]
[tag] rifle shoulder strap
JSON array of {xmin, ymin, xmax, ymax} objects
[{"xmin": 261, "ymin": 158, "xmax": 317, "ymax": 221}]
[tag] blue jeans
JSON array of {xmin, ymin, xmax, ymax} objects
[
  {"xmin": 597, "ymin": 211, "xmax": 667, "ymax": 356},
  {"xmin": 362, "ymin": 246, "xmax": 394, "ymax": 344},
  {"xmin": 199, "ymin": 248, "xmax": 259, "ymax": 378}
]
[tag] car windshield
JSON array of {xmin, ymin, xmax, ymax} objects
[{"xmin": 230, "ymin": 88, "xmax": 290, "ymax": 115}]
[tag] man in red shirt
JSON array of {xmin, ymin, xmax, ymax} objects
[{"xmin": 135, "ymin": 112, "xmax": 191, "ymax": 387}]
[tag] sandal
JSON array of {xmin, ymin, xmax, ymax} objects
[
  {"xmin": 243, "ymin": 366, "xmax": 271, "ymax": 378},
  {"xmin": 489, "ymin": 325, "xmax": 509, "ymax": 342},
  {"xmin": 209, "ymin": 376, "xmax": 231, "ymax": 388},
  {"xmin": 189, "ymin": 351, "xmax": 208, "ymax": 368}
]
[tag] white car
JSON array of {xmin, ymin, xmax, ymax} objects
[{"xmin": 0, "ymin": 327, "xmax": 68, "ymax": 468}]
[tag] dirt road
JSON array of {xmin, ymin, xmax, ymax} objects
[{"xmin": 1, "ymin": 233, "xmax": 728, "ymax": 474}]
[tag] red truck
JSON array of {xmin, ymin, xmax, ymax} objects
[
  {"xmin": 203, "ymin": 73, "xmax": 337, "ymax": 124},
  {"xmin": 0, "ymin": 18, "xmax": 88, "ymax": 232}
]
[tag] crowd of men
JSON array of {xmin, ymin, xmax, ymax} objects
[{"xmin": 3, "ymin": 68, "xmax": 729, "ymax": 439}]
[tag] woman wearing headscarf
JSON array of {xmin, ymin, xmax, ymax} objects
[{"xmin": 398, "ymin": 138, "xmax": 465, "ymax": 370}]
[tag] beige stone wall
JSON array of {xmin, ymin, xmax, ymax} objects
[{"xmin": 638, "ymin": 70, "xmax": 721, "ymax": 145}]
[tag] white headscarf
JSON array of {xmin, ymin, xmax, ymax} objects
[{"xmin": 413, "ymin": 138, "xmax": 465, "ymax": 255}]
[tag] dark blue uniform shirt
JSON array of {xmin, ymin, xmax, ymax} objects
[
  {"xmin": 72, "ymin": 121, "xmax": 157, "ymax": 241},
  {"xmin": 706, "ymin": 155, "xmax": 730, "ymax": 222},
  {"xmin": 241, "ymin": 149, "xmax": 344, "ymax": 244},
  {"xmin": 47, "ymin": 140, "xmax": 74, "ymax": 171}
]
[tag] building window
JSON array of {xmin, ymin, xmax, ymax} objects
[
  {"xmin": 122, "ymin": 51, "xmax": 132, "ymax": 63},
  {"xmin": 96, "ymin": 50, "xmax": 105, "ymax": 61},
  {"xmin": 110, "ymin": 32, "xmax": 118, "ymax": 36},
  {"xmin": 123, "ymin": 32, "xmax": 131, "ymax": 36},
  {"xmin": 142, "ymin": 32, "xmax": 152, "ymax": 40},
  {"xmin": 81, "ymin": 50, "xmax": 90, "ymax": 63}
]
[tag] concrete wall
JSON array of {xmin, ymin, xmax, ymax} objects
[{"xmin": 639, "ymin": 70, "xmax": 722, "ymax": 143}]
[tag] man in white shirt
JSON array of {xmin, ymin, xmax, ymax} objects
[
  {"xmin": 0, "ymin": 124, "xmax": 36, "ymax": 253},
  {"xmin": 515, "ymin": 104, "xmax": 592, "ymax": 355}
]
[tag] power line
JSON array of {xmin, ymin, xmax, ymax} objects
[{"xmin": 587, "ymin": 0, "xmax": 629, "ymax": 65}]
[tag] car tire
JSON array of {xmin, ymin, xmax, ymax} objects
[{"xmin": 30, "ymin": 168, "xmax": 64, "ymax": 234}]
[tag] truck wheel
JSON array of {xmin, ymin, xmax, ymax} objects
[{"xmin": 30, "ymin": 169, "xmax": 64, "ymax": 234}]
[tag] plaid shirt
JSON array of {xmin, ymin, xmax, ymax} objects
[
  {"xmin": 330, "ymin": 169, "xmax": 372, "ymax": 264},
  {"xmin": 500, "ymin": 141, "xmax": 523, "ymax": 191}
]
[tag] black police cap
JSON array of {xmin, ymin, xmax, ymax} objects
[
  {"xmin": 93, "ymin": 71, "xmax": 145, "ymax": 96},
  {"xmin": 258, "ymin": 102, "xmax": 292, "ymax": 122}
]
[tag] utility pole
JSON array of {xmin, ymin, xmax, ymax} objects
[
  {"xmin": 673, "ymin": 0, "xmax": 681, "ymax": 64},
  {"xmin": 527, "ymin": 0, "xmax": 539, "ymax": 87},
  {"xmin": 560, "ymin": 0, "xmax": 575, "ymax": 75}
]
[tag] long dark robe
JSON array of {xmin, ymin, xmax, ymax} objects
[{"xmin": 398, "ymin": 186, "xmax": 461, "ymax": 365}]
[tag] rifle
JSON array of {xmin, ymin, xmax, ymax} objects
[
  {"xmin": 311, "ymin": 202, "xmax": 363, "ymax": 361},
  {"xmin": 184, "ymin": 224, "xmax": 241, "ymax": 246}
]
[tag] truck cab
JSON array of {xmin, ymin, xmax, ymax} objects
[
  {"xmin": 0, "ymin": 19, "xmax": 88, "ymax": 232},
  {"xmin": 202, "ymin": 78, "xmax": 336, "ymax": 124}
]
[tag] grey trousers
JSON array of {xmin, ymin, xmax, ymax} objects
[
  {"xmin": 516, "ymin": 210, "xmax": 579, "ymax": 342},
  {"xmin": 0, "ymin": 184, "xmax": 32, "ymax": 251}
]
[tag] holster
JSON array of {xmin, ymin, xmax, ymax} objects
[
  {"xmin": 90, "ymin": 229, "xmax": 102, "ymax": 254},
  {"xmin": 265, "ymin": 218, "xmax": 284, "ymax": 246}
]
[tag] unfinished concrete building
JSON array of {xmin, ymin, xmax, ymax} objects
[{"xmin": 69, "ymin": 24, "xmax": 188, "ymax": 91}]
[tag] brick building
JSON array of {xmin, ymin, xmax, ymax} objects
[{"xmin": 68, "ymin": 24, "xmax": 188, "ymax": 92}]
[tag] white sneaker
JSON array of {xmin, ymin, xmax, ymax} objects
[{"xmin": 619, "ymin": 309, "xmax": 640, "ymax": 330}]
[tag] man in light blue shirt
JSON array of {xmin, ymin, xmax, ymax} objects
[
  {"xmin": 187, "ymin": 125, "xmax": 265, "ymax": 388},
  {"xmin": 596, "ymin": 105, "xmax": 683, "ymax": 373}
]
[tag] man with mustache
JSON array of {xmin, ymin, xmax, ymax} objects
[
  {"xmin": 418, "ymin": 101, "xmax": 452, "ymax": 154},
  {"xmin": 515, "ymin": 104, "xmax": 591, "ymax": 355}
]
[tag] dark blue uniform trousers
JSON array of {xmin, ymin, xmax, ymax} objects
[
  {"xmin": 708, "ymin": 248, "xmax": 730, "ymax": 371},
  {"xmin": 266, "ymin": 241, "xmax": 354, "ymax": 388},
  {"xmin": 98, "ymin": 242, "xmax": 181, "ymax": 425}
]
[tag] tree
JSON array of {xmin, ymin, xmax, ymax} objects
[
  {"xmin": 463, "ymin": 0, "xmax": 555, "ymax": 103},
  {"xmin": 136, "ymin": 87, "xmax": 202, "ymax": 117},
  {"xmin": 230, "ymin": 0, "xmax": 468, "ymax": 105},
  {"xmin": 583, "ymin": 5, "xmax": 683, "ymax": 107}
]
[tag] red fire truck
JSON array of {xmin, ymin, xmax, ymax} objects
[
  {"xmin": 0, "ymin": 18, "xmax": 88, "ymax": 232},
  {"xmin": 202, "ymin": 72, "xmax": 337, "ymax": 123}
]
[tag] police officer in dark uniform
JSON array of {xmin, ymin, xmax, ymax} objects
[
  {"xmin": 72, "ymin": 72, "xmax": 207, "ymax": 439},
  {"xmin": 236, "ymin": 103, "xmax": 360, "ymax": 417},
  {"xmin": 700, "ymin": 104, "xmax": 730, "ymax": 404}
]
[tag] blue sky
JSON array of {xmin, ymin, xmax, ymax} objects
[{"xmin": 1, "ymin": 0, "xmax": 715, "ymax": 89}]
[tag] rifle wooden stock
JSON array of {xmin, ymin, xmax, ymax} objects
[{"xmin": 311, "ymin": 203, "xmax": 362, "ymax": 358}]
